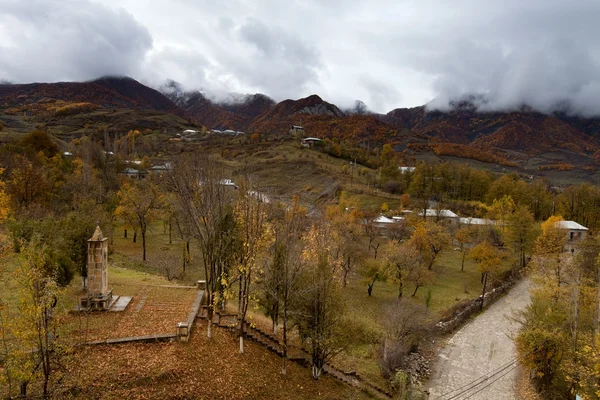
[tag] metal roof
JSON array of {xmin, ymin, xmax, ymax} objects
[{"xmin": 556, "ymin": 220, "xmax": 588, "ymax": 231}]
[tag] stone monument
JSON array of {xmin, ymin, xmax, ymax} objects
[{"xmin": 80, "ymin": 226, "xmax": 113, "ymax": 310}]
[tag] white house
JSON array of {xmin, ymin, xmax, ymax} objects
[
  {"xmin": 301, "ymin": 137, "xmax": 322, "ymax": 147},
  {"xmin": 418, "ymin": 209, "xmax": 459, "ymax": 227},
  {"xmin": 556, "ymin": 220, "xmax": 588, "ymax": 251},
  {"xmin": 459, "ymin": 217, "xmax": 494, "ymax": 226}
]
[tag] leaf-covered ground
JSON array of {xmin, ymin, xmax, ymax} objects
[{"xmin": 57, "ymin": 323, "xmax": 370, "ymax": 400}]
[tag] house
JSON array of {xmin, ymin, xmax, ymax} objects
[
  {"xmin": 122, "ymin": 168, "xmax": 146, "ymax": 179},
  {"xmin": 556, "ymin": 220, "xmax": 588, "ymax": 251},
  {"xmin": 398, "ymin": 166, "xmax": 415, "ymax": 174},
  {"xmin": 301, "ymin": 137, "xmax": 323, "ymax": 148},
  {"xmin": 459, "ymin": 217, "xmax": 494, "ymax": 226},
  {"xmin": 418, "ymin": 209, "xmax": 459, "ymax": 227},
  {"xmin": 219, "ymin": 179, "xmax": 239, "ymax": 190},
  {"xmin": 151, "ymin": 162, "xmax": 172, "ymax": 174},
  {"xmin": 372, "ymin": 215, "xmax": 395, "ymax": 229},
  {"xmin": 290, "ymin": 125, "xmax": 304, "ymax": 135}
]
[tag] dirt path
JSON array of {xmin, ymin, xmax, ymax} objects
[{"xmin": 426, "ymin": 278, "xmax": 531, "ymax": 400}]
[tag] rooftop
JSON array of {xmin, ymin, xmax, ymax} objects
[
  {"xmin": 556, "ymin": 220, "xmax": 588, "ymax": 231},
  {"xmin": 418, "ymin": 209, "xmax": 459, "ymax": 218}
]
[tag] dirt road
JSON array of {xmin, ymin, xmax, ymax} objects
[{"xmin": 426, "ymin": 278, "xmax": 531, "ymax": 400}]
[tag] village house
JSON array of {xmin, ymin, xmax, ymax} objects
[
  {"xmin": 398, "ymin": 166, "xmax": 415, "ymax": 174},
  {"xmin": 418, "ymin": 209, "xmax": 459, "ymax": 227},
  {"xmin": 290, "ymin": 125, "xmax": 304, "ymax": 135},
  {"xmin": 301, "ymin": 137, "xmax": 323, "ymax": 148},
  {"xmin": 556, "ymin": 220, "xmax": 589, "ymax": 252}
]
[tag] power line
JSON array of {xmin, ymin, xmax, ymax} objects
[
  {"xmin": 433, "ymin": 358, "xmax": 517, "ymax": 400},
  {"xmin": 460, "ymin": 364, "xmax": 518, "ymax": 400},
  {"xmin": 443, "ymin": 361, "xmax": 517, "ymax": 400}
]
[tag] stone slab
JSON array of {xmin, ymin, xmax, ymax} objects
[
  {"xmin": 135, "ymin": 295, "xmax": 147, "ymax": 312},
  {"xmin": 109, "ymin": 296, "xmax": 132, "ymax": 312}
]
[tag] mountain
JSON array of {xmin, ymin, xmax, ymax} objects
[
  {"xmin": 3, "ymin": 76, "xmax": 600, "ymax": 171},
  {"xmin": 0, "ymin": 76, "xmax": 185, "ymax": 117},
  {"xmin": 381, "ymin": 106, "xmax": 600, "ymax": 158},
  {"xmin": 161, "ymin": 81, "xmax": 275, "ymax": 131}
]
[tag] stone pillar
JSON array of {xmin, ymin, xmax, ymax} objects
[{"xmin": 81, "ymin": 226, "xmax": 112, "ymax": 310}]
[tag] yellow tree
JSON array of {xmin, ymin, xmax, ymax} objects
[
  {"xmin": 235, "ymin": 180, "xmax": 269, "ymax": 354},
  {"xmin": 297, "ymin": 222, "xmax": 345, "ymax": 379},
  {"xmin": 3, "ymin": 236, "xmax": 66, "ymax": 398},
  {"xmin": 115, "ymin": 180, "xmax": 163, "ymax": 261},
  {"xmin": 470, "ymin": 241, "xmax": 507, "ymax": 310},
  {"xmin": 0, "ymin": 168, "xmax": 10, "ymax": 222},
  {"xmin": 534, "ymin": 216, "xmax": 568, "ymax": 289},
  {"xmin": 455, "ymin": 225, "xmax": 476, "ymax": 272},
  {"xmin": 385, "ymin": 241, "xmax": 421, "ymax": 300},
  {"xmin": 326, "ymin": 203, "xmax": 363, "ymax": 287},
  {"xmin": 487, "ymin": 194, "xmax": 516, "ymax": 236},
  {"xmin": 409, "ymin": 222, "xmax": 451, "ymax": 270}
]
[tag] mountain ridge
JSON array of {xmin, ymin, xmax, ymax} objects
[{"xmin": 2, "ymin": 76, "xmax": 600, "ymax": 169}]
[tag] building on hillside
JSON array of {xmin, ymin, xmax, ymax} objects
[
  {"xmin": 122, "ymin": 167, "xmax": 147, "ymax": 179},
  {"xmin": 290, "ymin": 125, "xmax": 304, "ymax": 135},
  {"xmin": 151, "ymin": 162, "xmax": 173, "ymax": 174},
  {"xmin": 398, "ymin": 166, "xmax": 415, "ymax": 174},
  {"xmin": 219, "ymin": 179, "xmax": 239, "ymax": 190},
  {"xmin": 556, "ymin": 220, "xmax": 589, "ymax": 252},
  {"xmin": 301, "ymin": 137, "xmax": 323, "ymax": 148},
  {"xmin": 418, "ymin": 209, "xmax": 459, "ymax": 227},
  {"xmin": 459, "ymin": 217, "xmax": 494, "ymax": 226}
]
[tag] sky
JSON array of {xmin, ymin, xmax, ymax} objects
[{"xmin": 1, "ymin": 0, "xmax": 600, "ymax": 114}]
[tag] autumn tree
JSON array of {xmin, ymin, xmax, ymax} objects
[
  {"xmin": 470, "ymin": 241, "xmax": 507, "ymax": 310},
  {"xmin": 115, "ymin": 179, "xmax": 164, "ymax": 261},
  {"xmin": 2, "ymin": 236, "xmax": 66, "ymax": 398},
  {"xmin": 455, "ymin": 225, "xmax": 476, "ymax": 272},
  {"xmin": 408, "ymin": 222, "xmax": 451, "ymax": 270},
  {"xmin": 296, "ymin": 222, "xmax": 346, "ymax": 379},
  {"xmin": 506, "ymin": 205, "xmax": 538, "ymax": 270},
  {"xmin": 384, "ymin": 241, "xmax": 421, "ymax": 300},
  {"xmin": 168, "ymin": 155, "xmax": 239, "ymax": 339},
  {"xmin": 362, "ymin": 259, "xmax": 384, "ymax": 297},
  {"xmin": 235, "ymin": 180, "xmax": 269, "ymax": 353},
  {"xmin": 0, "ymin": 169, "xmax": 10, "ymax": 222},
  {"xmin": 533, "ymin": 216, "xmax": 568, "ymax": 289},
  {"xmin": 326, "ymin": 204, "xmax": 363, "ymax": 287},
  {"xmin": 260, "ymin": 197, "xmax": 307, "ymax": 373}
]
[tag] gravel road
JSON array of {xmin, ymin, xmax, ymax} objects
[{"xmin": 426, "ymin": 278, "xmax": 531, "ymax": 400}]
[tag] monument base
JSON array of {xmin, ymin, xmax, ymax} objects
[{"xmin": 79, "ymin": 290, "xmax": 113, "ymax": 311}]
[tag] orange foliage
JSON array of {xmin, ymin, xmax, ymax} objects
[{"xmin": 429, "ymin": 142, "xmax": 516, "ymax": 167}]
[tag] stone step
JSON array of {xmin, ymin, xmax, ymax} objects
[{"xmin": 109, "ymin": 296, "xmax": 132, "ymax": 312}]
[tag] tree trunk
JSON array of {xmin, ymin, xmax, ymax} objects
[
  {"xmin": 282, "ymin": 305, "xmax": 288, "ymax": 375},
  {"xmin": 124, "ymin": 228, "xmax": 127, "ymax": 238},
  {"xmin": 411, "ymin": 284, "xmax": 421, "ymax": 297},
  {"xmin": 461, "ymin": 251, "xmax": 466, "ymax": 272},
  {"xmin": 480, "ymin": 272, "xmax": 488, "ymax": 311},
  {"xmin": 133, "ymin": 230, "xmax": 137, "ymax": 243},
  {"xmin": 169, "ymin": 221, "xmax": 172, "ymax": 244},
  {"xmin": 142, "ymin": 229, "xmax": 147, "ymax": 261},
  {"xmin": 398, "ymin": 279, "xmax": 403, "ymax": 300}
]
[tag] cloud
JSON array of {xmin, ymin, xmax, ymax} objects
[
  {"xmin": 3, "ymin": 0, "xmax": 600, "ymax": 115},
  {"xmin": 0, "ymin": 0, "xmax": 152, "ymax": 82}
]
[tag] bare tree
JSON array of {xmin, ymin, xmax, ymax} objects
[
  {"xmin": 260, "ymin": 197, "xmax": 307, "ymax": 373},
  {"xmin": 168, "ymin": 155, "xmax": 238, "ymax": 338}
]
